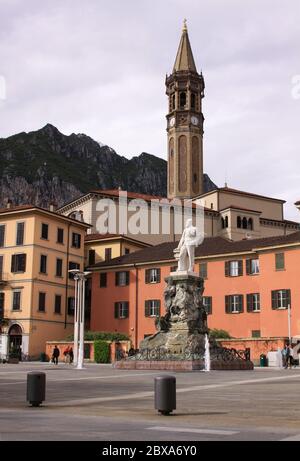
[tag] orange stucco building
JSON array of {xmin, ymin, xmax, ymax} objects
[{"xmin": 89, "ymin": 232, "xmax": 300, "ymax": 350}]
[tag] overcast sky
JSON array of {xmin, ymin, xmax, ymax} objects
[{"xmin": 0, "ymin": 0, "xmax": 299, "ymax": 219}]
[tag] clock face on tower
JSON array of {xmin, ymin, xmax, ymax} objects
[
  {"xmin": 169, "ymin": 117, "xmax": 175, "ymax": 127},
  {"xmin": 191, "ymin": 116, "xmax": 199, "ymax": 126}
]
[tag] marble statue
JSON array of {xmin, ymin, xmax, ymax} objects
[{"xmin": 174, "ymin": 219, "xmax": 201, "ymax": 273}]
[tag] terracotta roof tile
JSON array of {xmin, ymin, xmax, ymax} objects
[{"xmin": 89, "ymin": 231, "xmax": 300, "ymax": 269}]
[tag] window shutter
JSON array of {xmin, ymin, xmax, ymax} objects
[
  {"xmin": 156, "ymin": 300, "xmax": 161, "ymax": 316},
  {"xmin": 0, "ymin": 255, "xmax": 3, "ymax": 275},
  {"xmin": 115, "ymin": 272, "xmax": 119, "ymax": 286},
  {"xmin": 239, "ymin": 295, "xmax": 244, "ymax": 313},
  {"xmin": 11, "ymin": 255, "xmax": 16, "ymax": 272},
  {"xmin": 271, "ymin": 291, "xmax": 277, "ymax": 310},
  {"xmin": 0, "ymin": 225, "xmax": 5, "ymax": 247},
  {"xmin": 286, "ymin": 289, "xmax": 291, "ymax": 309},
  {"xmin": 145, "ymin": 300, "xmax": 150, "ymax": 317},
  {"xmin": 238, "ymin": 261, "xmax": 243, "ymax": 276},
  {"xmin": 124, "ymin": 302, "xmax": 129, "ymax": 318},
  {"xmin": 0, "ymin": 292, "xmax": 4, "ymax": 320},
  {"xmin": 247, "ymin": 294, "xmax": 253, "ymax": 312},
  {"xmin": 225, "ymin": 296, "xmax": 230, "ymax": 313},
  {"xmin": 126, "ymin": 271, "xmax": 130, "ymax": 285},
  {"xmin": 157, "ymin": 269, "xmax": 161, "ymax": 283},
  {"xmin": 114, "ymin": 302, "xmax": 119, "ymax": 319},
  {"xmin": 225, "ymin": 261, "xmax": 230, "ymax": 277},
  {"xmin": 145, "ymin": 269, "xmax": 150, "ymax": 284},
  {"xmin": 21, "ymin": 254, "xmax": 26, "ymax": 272},
  {"xmin": 246, "ymin": 259, "xmax": 251, "ymax": 275}
]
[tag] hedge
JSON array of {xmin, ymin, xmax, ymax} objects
[
  {"xmin": 209, "ymin": 328, "xmax": 232, "ymax": 339},
  {"xmin": 94, "ymin": 340, "xmax": 111, "ymax": 364}
]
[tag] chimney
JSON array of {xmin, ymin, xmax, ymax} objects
[
  {"xmin": 49, "ymin": 202, "xmax": 57, "ymax": 212},
  {"xmin": 6, "ymin": 200, "xmax": 12, "ymax": 209}
]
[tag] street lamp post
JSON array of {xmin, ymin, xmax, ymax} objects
[{"xmin": 68, "ymin": 269, "xmax": 91, "ymax": 370}]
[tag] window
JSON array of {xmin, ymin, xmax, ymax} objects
[
  {"xmin": 199, "ymin": 262, "xmax": 208, "ymax": 279},
  {"xmin": 56, "ymin": 258, "xmax": 63, "ymax": 277},
  {"xmin": 225, "ymin": 260, "xmax": 243, "ymax": 277},
  {"xmin": 0, "ymin": 225, "xmax": 5, "ymax": 247},
  {"xmin": 191, "ymin": 93, "xmax": 196, "ymax": 109},
  {"xmin": 115, "ymin": 271, "xmax": 129, "ymax": 286},
  {"xmin": 68, "ymin": 261, "xmax": 80, "ymax": 279},
  {"xmin": 40, "ymin": 255, "xmax": 47, "ymax": 274},
  {"xmin": 203, "ymin": 296, "xmax": 212, "ymax": 315},
  {"xmin": 54, "ymin": 295, "xmax": 62, "ymax": 314},
  {"xmin": 88, "ymin": 250, "xmax": 96, "ymax": 266},
  {"xmin": 252, "ymin": 330, "xmax": 261, "ymax": 338},
  {"xmin": 172, "ymin": 94, "xmax": 175, "ymax": 110},
  {"xmin": 100, "ymin": 273, "xmax": 107, "ymax": 287},
  {"xmin": 248, "ymin": 218, "xmax": 253, "ymax": 230},
  {"xmin": 237, "ymin": 216, "xmax": 242, "ymax": 228},
  {"xmin": 16, "ymin": 222, "xmax": 25, "ymax": 245},
  {"xmin": 105, "ymin": 248, "xmax": 112, "ymax": 261},
  {"xmin": 11, "ymin": 254, "xmax": 27, "ymax": 273},
  {"xmin": 57, "ymin": 228, "xmax": 64, "ymax": 244},
  {"xmin": 68, "ymin": 297, "xmax": 75, "ymax": 315},
  {"xmin": 145, "ymin": 300, "xmax": 160, "ymax": 317},
  {"xmin": 72, "ymin": 232, "xmax": 81, "ymax": 249},
  {"xmin": 246, "ymin": 258, "xmax": 260, "ymax": 275},
  {"xmin": 170, "ymin": 266, "xmax": 177, "ymax": 273},
  {"xmin": 242, "ymin": 217, "xmax": 248, "ymax": 229},
  {"xmin": 114, "ymin": 301, "xmax": 129, "ymax": 319},
  {"xmin": 247, "ymin": 293, "xmax": 261, "ymax": 312},
  {"xmin": 179, "ymin": 92, "xmax": 186, "ymax": 108},
  {"xmin": 225, "ymin": 216, "xmax": 229, "ymax": 228},
  {"xmin": 124, "ymin": 248, "xmax": 130, "ymax": 255},
  {"xmin": 12, "ymin": 290, "xmax": 21, "ymax": 311},
  {"xmin": 145, "ymin": 268, "xmax": 161, "ymax": 284},
  {"xmin": 272, "ymin": 289, "xmax": 291, "ymax": 310},
  {"xmin": 38, "ymin": 292, "xmax": 46, "ymax": 312},
  {"xmin": 275, "ymin": 253, "xmax": 285, "ymax": 271},
  {"xmin": 0, "ymin": 292, "xmax": 4, "ymax": 320},
  {"xmin": 225, "ymin": 295, "xmax": 244, "ymax": 313},
  {"xmin": 41, "ymin": 223, "xmax": 49, "ymax": 240}
]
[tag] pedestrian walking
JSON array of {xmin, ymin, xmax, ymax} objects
[
  {"xmin": 52, "ymin": 345, "xmax": 60, "ymax": 365},
  {"xmin": 69, "ymin": 347, "xmax": 74, "ymax": 364},
  {"xmin": 282, "ymin": 344, "xmax": 288, "ymax": 369},
  {"xmin": 287, "ymin": 344, "xmax": 294, "ymax": 369}
]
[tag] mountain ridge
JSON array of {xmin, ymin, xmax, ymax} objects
[{"xmin": 0, "ymin": 124, "xmax": 217, "ymax": 208}]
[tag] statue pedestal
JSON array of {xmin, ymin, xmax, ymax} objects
[{"xmin": 114, "ymin": 273, "xmax": 253, "ymax": 371}]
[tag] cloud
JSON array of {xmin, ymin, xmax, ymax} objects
[{"xmin": 0, "ymin": 0, "xmax": 299, "ymax": 219}]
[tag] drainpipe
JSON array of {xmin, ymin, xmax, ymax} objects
[
  {"xmin": 134, "ymin": 264, "xmax": 139, "ymax": 348},
  {"xmin": 64, "ymin": 223, "xmax": 71, "ymax": 329}
]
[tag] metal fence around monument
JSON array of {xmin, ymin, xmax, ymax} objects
[{"xmin": 122, "ymin": 346, "xmax": 251, "ymax": 362}]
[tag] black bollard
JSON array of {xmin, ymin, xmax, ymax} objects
[
  {"xmin": 154, "ymin": 375, "xmax": 176, "ymax": 415},
  {"xmin": 27, "ymin": 372, "xmax": 46, "ymax": 407}
]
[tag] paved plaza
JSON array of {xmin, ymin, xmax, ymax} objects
[{"xmin": 0, "ymin": 362, "xmax": 300, "ymax": 441}]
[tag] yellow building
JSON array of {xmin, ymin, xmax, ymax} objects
[
  {"xmin": 84, "ymin": 233, "xmax": 151, "ymax": 267},
  {"xmin": 0, "ymin": 204, "xmax": 90, "ymax": 359}
]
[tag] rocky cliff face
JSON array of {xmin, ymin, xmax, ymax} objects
[{"xmin": 0, "ymin": 124, "xmax": 217, "ymax": 208}]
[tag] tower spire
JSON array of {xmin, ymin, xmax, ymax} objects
[{"xmin": 173, "ymin": 19, "xmax": 197, "ymax": 72}]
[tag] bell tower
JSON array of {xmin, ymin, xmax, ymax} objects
[{"xmin": 166, "ymin": 20, "xmax": 205, "ymax": 199}]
